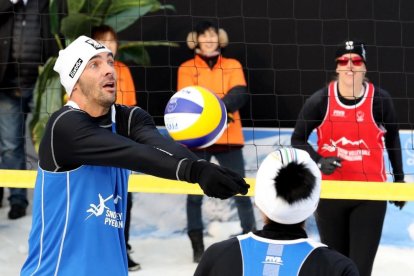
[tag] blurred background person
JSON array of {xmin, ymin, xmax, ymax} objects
[
  {"xmin": 291, "ymin": 40, "xmax": 405, "ymax": 276},
  {"xmin": 0, "ymin": 0, "xmax": 62, "ymax": 219},
  {"xmin": 177, "ymin": 20, "xmax": 256, "ymax": 263},
  {"xmin": 91, "ymin": 24, "xmax": 139, "ymax": 271}
]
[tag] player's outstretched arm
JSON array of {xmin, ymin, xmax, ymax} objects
[{"xmin": 178, "ymin": 159, "xmax": 250, "ymax": 199}]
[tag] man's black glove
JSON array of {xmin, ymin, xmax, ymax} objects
[
  {"xmin": 389, "ymin": 180, "xmax": 406, "ymax": 210},
  {"xmin": 188, "ymin": 160, "xmax": 249, "ymax": 199},
  {"xmin": 317, "ymin": 157, "xmax": 342, "ymax": 175}
]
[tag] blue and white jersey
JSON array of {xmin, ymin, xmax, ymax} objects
[
  {"xmin": 21, "ymin": 165, "xmax": 130, "ymax": 276},
  {"xmin": 22, "ymin": 103, "xmax": 131, "ymax": 275},
  {"xmin": 238, "ymin": 233, "xmax": 325, "ymax": 276}
]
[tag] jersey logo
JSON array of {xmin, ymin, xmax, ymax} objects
[
  {"xmin": 85, "ymin": 193, "xmax": 124, "ymax": 229},
  {"xmin": 321, "ymin": 137, "xmax": 370, "ymax": 161},
  {"xmin": 356, "ymin": 111, "xmax": 365, "ymax": 122},
  {"xmin": 262, "ymin": 255, "xmax": 283, "ymax": 265},
  {"xmin": 332, "ymin": 109, "xmax": 345, "ymax": 117}
]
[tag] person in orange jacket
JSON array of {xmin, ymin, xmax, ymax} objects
[
  {"xmin": 91, "ymin": 25, "xmax": 139, "ymax": 271},
  {"xmin": 177, "ymin": 21, "xmax": 256, "ymax": 263}
]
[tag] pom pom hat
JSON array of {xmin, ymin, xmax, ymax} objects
[
  {"xmin": 53, "ymin": 36, "xmax": 111, "ymax": 96},
  {"xmin": 255, "ymin": 148, "xmax": 322, "ymax": 224}
]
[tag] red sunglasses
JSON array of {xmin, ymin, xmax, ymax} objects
[{"xmin": 336, "ymin": 56, "xmax": 365, "ymax": 66}]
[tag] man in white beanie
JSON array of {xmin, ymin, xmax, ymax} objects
[
  {"xmin": 195, "ymin": 147, "xmax": 359, "ymax": 276},
  {"xmin": 21, "ymin": 36, "xmax": 249, "ymax": 276}
]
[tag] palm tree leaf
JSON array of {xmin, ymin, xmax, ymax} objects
[
  {"xmin": 30, "ymin": 57, "xmax": 63, "ymax": 152},
  {"xmin": 108, "ymin": 0, "xmax": 158, "ymax": 15},
  {"xmin": 105, "ymin": 5, "xmax": 152, "ymax": 33},
  {"xmin": 61, "ymin": 13, "xmax": 100, "ymax": 41},
  {"xmin": 117, "ymin": 41, "xmax": 178, "ymax": 65},
  {"xmin": 49, "ymin": 0, "xmax": 60, "ymax": 35},
  {"xmin": 68, "ymin": 0, "xmax": 86, "ymax": 14},
  {"xmin": 88, "ymin": 0, "xmax": 112, "ymax": 23},
  {"xmin": 117, "ymin": 44, "xmax": 151, "ymax": 65}
]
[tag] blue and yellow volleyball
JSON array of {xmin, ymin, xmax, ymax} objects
[{"xmin": 164, "ymin": 86, "xmax": 227, "ymax": 149}]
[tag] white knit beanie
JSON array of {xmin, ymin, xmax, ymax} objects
[
  {"xmin": 255, "ymin": 148, "xmax": 322, "ymax": 224},
  {"xmin": 53, "ymin": 35, "xmax": 111, "ymax": 96}
]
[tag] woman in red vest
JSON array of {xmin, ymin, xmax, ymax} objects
[{"xmin": 291, "ymin": 40, "xmax": 405, "ymax": 276}]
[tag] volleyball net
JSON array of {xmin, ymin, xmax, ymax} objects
[
  {"xmin": 1, "ymin": 1, "xmax": 414, "ymax": 202},
  {"xmin": 1, "ymin": 168, "xmax": 413, "ymax": 201}
]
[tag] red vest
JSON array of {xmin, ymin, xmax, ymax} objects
[{"xmin": 316, "ymin": 81, "xmax": 386, "ymax": 181}]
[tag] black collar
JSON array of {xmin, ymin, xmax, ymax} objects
[{"xmin": 254, "ymin": 221, "xmax": 308, "ymax": 240}]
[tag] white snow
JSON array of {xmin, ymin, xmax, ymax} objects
[{"xmin": 1, "ymin": 192, "xmax": 413, "ymax": 276}]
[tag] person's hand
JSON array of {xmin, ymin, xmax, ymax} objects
[
  {"xmin": 190, "ymin": 161, "xmax": 249, "ymax": 199},
  {"xmin": 389, "ymin": 180, "xmax": 406, "ymax": 210},
  {"xmin": 317, "ymin": 157, "xmax": 342, "ymax": 175}
]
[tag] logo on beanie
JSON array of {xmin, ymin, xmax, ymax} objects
[
  {"xmin": 69, "ymin": 58, "xmax": 83, "ymax": 78},
  {"xmin": 344, "ymin": 41, "xmax": 366, "ymax": 61},
  {"xmin": 345, "ymin": 41, "xmax": 354, "ymax": 50},
  {"xmin": 85, "ymin": 39, "xmax": 105, "ymax": 50}
]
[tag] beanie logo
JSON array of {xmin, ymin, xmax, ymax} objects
[
  {"xmin": 344, "ymin": 41, "xmax": 366, "ymax": 60},
  {"xmin": 345, "ymin": 41, "xmax": 354, "ymax": 50},
  {"xmin": 85, "ymin": 39, "xmax": 105, "ymax": 50},
  {"xmin": 69, "ymin": 58, "xmax": 83, "ymax": 78}
]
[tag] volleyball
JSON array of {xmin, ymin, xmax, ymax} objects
[{"xmin": 164, "ymin": 86, "xmax": 227, "ymax": 149}]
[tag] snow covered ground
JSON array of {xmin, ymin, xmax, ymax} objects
[{"xmin": 1, "ymin": 192, "xmax": 413, "ymax": 276}]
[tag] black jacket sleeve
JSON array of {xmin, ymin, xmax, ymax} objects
[
  {"xmin": 291, "ymin": 88, "xmax": 328, "ymax": 162},
  {"xmin": 221, "ymin": 85, "xmax": 249, "ymax": 113},
  {"xmin": 125, "ymin": 106, "xmax": 199, "ymax": 160},
  {"xmin": 372, "ymin": 88, "xmax": 404, "ymax": 181},
  {"xmin": 39, "ymin": 106, "xmax": 198, "ymax": 180}
]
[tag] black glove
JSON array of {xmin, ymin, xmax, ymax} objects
[
  {"xmin": 189, "ymin": 161, "xmax": 249, "ymax": 199},
  {"xmin": 389, "ymin": 180, "xmax": 406, "ymax": 210},
  {"xmin": 317, "ymin": 157, "xmax": 342, "ymax": 175}
]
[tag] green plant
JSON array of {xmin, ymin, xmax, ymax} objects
[{"xmin": 30, "ymin": 0, "xmax": 176, "ymax": 152}]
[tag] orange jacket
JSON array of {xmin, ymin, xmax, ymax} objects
[
  {"xmin": 177, "ymin": 55, "xmax": 246, "ymax": 146},
  {"xmin": 115, "ymin": 60, "xmax": 136, "ymax": 106}
]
